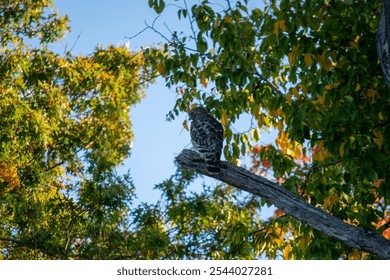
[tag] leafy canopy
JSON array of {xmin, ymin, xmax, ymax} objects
[
  {"xmin": 1, "ymin": 0, "xmax": 389, "ymax": 260},
  {"xmin": 145, "ymin": 0, "xmax": 390, "ymax": 259},
  {"xmin": 0, "ymin": 0, "xmax": 156, "ymax": 259}
]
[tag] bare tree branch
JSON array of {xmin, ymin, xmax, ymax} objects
[
  {"xmin": 377, "ymin": 0, "xmax": 390, "ymax": 88},
  {"xmin": 176, "ymin": 149, "xmax": 390, "ymax": 259}
]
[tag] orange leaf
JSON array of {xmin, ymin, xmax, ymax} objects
[
  {"xmin": 261, "ymin": 158, "xmax": 272, "ymax": 168},
  {"xmin": 252, "ymin": 146, "xmax": 261, "ymax": 154},
  {"xmin": 383, "ymin": 228, "xmax": 390, "ymax": 239},
  {"xmin": 283, "ymin": 243, "xmax": 291, "ymax": 260},
  {"xmin": 275, "ymin": 209, "xmax": 285, "ymax": 217},
  {"xmin": 372, "ymin": 178, "xmax": 385, "ymax": 188}
]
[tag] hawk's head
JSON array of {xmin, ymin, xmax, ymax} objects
[{"xmin": 188, "ymin": 106, "xmax": 207, "ymax": 120}]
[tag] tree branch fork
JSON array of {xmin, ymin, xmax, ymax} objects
[{"xmin": 176, "ymin": 149, "xmax": 390, "ymax": 259}]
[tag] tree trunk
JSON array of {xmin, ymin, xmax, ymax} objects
[
  {"xmin": 377, "ymin": 0, "xmax": 390, "ymax": 88},
  {"xmin": 176, "ymin": 149, "xmax": 390, "ymax": 259}
]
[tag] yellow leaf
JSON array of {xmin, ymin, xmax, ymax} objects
[
  {"xmin": 283, "ymin": 243, "xmax": 291, "ymax": 260},
  {"xmin": 275, "ymin": 130, "xmax": 290, "ymax": 154},
  {"xmin": 277, "ymin": 120, "xmax": 284, "ymax": 131},
  {"xmin": 288, "ymin": 52, "xmax": 293, "ymax": 65},
  {"xmin": 269, "ymin": 108, "xmax": 284, "ymax": 117},
  {"xmin": 274, "ymin": 20, "xmax": 286, "ymax": 36},
  {"xmin": 291, "ymin": 142, "xmax": 302, "ymax": 159},
  {"xmin": 263, "ymin": 115, "xmax": 271, "ymax": 126},
  {"xmin": 300, "ymin": 83, "xmax": 307, "ymax": 96},
  {"xmin": 157, "ymin": 63, "xmax": 165, "ymax": 75},
  {"xmin": 339, "ymin": 141, "xmax": 346, "ymax": 157},
  {"xmin": 252, "ymin": 127, "xmax": 261, "ymax": 142},
  {"xmin": 318, "ymin": 50, "xmax": 333, "ymax": 71},
  {"xmin": 220, "ymin": 110, "xmax": 228, "ymax": 127},
  {"xmin": 349, "ymin": 41, "xmax": 359, "ymax": 49},
  {"xmin": 350, "ymin": 35, "xmax": 360, "ymax": 49},
  {"xmin": 288, "ymin": 45, "xmax": 300, "ymax": 66},
  {"xmin": 299, "ymin": 234, "xmax": 311, "ymax": 251},
  {"xmin": 304, "ymin": 53, "xmax": 312, "ymax": 66},
  {"xmin": 286, "ymin": 92, "xmax": 292, "ymax": 105},
  {"xmin": 291, "ymin": 87, "xmax": 299, "ymax": 99},
  {"xmin": 251, "ymin": 104, "xmax": 260, "ymax": 117},
  {"xmin": 183, "ymin": 119, "xmax": 189, "ymax": 131},
  {"xmin": 355, "ymin": 35, "xmax": 360, "ymax": 43},
  {"xmin": 324, "ymin": 83, "xmax": 339, "ymax": 91},
  {"xmin": 273, "ymin": 230, "xmax": 285, "ymax": 246},
  {"xmin": 312, "ymin": 141, "xmax": 326, "ymax": 161},
  {"xmin": 313, "ymin": 150, "xmax": 324, "ymax": 161},
  {"xmin": 257, "ymin": 114, "xmax": 264, "ymax": 127},
  {"xmin": 279, "ymin": 20, "xmax": 286, "ymax": 32},
  {"xmin": 0, "ymin": 160, "xmax": 20, "ymax": 189},
  {"xmin": 213, "ymin": 17, "xmax": 221, "ymax": 29},
  {"xmin": 274, "ymin": 21, "xmax": 279, "ymax": 36},
  {"xmin": 355, "ymin": 83, "xmax": 361, "ymax": 92},
  {"xmin": 323, "ymin": 193, "xmax": 339, "ymax": 211},
  {"xmin": 373, "ymin": 129, "xmax": 383, "ymax": 147},
  {"xmin": 240, "ymin": 133, "xmax": 248, "ymax": 144},
  {"xmin": 365, "ymin": 89, "xmax": 380, "ymax": 99},
  {"xmin": 348, "ymin": 249, "xmax": 362, "ymax": 260},
  {"xmin": 200, "ymin": 77, "xmax": 208, "ymax": 88},
  {"xmin": 311, "ymin": 97, "xmax": 322, "ymax": 110}
]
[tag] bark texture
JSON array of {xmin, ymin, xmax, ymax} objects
[
  {"xmin": 176, "ymin": 149, "xmax": 390, "ymax": 259},
  {"xmin": 377, "ymin": 0, "xmax": 390, "ymax": 88}
]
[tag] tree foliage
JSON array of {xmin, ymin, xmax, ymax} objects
[
  {"xmin": 145, "ymin": 0, "xmax": 390, "ymax": 259},
  {"xmin": 0, "ymin": 0, "xmax": 156, "ymax": 259},
  {"xmin": 2, "ymin": 0, "xmax": 389, "ymax": 260}
]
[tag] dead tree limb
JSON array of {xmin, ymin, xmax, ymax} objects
[
  {"xmin": 377, "ymin": 0, "xmax": 390, "ymax": 88},
  {"xmin": 176, "ymin": 149, "xmax": 390, "ymax": 259}
]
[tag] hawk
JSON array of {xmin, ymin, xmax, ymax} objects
[{"xmin": 188, "ymin": 106, "xmax": 224, "ymax": 173}]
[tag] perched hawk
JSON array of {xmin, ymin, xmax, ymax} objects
[{"xmin": 188, "ymin": 106, "xmax": 224, "ymax": 173}]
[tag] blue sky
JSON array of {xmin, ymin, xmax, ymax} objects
[
  {"xmin": 52, "ymin": 0, "xmax": 209, "ymax": 203},
  {"xmin": 53, "ymin": 1, "xmax": 276, "ymax": 210}
]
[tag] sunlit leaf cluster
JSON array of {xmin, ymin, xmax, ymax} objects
[{"xmin": 0, "ymin": 0, "xmax": 157, "ymax": 259}]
